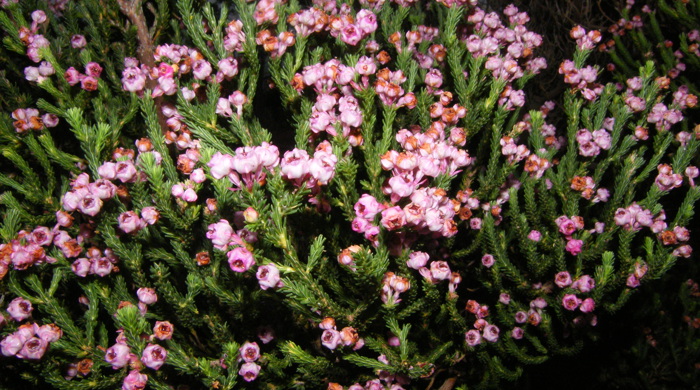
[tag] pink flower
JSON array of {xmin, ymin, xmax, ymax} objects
[
  {"xmin": 141, "ymin": 207, "xmax": 160, "ymax": 225},
  {"xmin": 309, "ymin": 151, "xmax": 337, "ymax": 185},
  {"xmin": 7, "ymin": 297, "xmax": 33, "ymax": 321},
  {"xmin": 141, "ymin": 343, "xmax": 167, "ymax": 370},
  {"xmin": 122, "ymin": 369, "xmax": 148, "ymax": 390},
  {"xmin": 1, "ymin": 333, "xmax": 26, "ymax": 356},
  {"xmin": 16, "ymin": 337, "xmax": 47, "ymax": 359},
  {"xmin": 35, "ymin": 324, "xmax": 62, "ymax": 343},
  {"xmin": 555, "ymin": 216, "xmax": 577, "ymax": 236},
  {"xmin": 565, "ymin": 239, "xmax": 583, "ymax": 255},
  {"xmin": 239, "ymin": 341, "xmax": 260, "ymax": 362},
  {"xmin": 280, "ymin": 149, "xmax": 310, "ymax": 181},
  {"xmin": 554, "ymin": 271, "xmax": 572, "ymax": 288},
  {"xmin": 137, "ymin": 288, "xmax": 158, "ymax": 305},
  {"xmin": 573, "ymin": 275, "xmax": 595, "ymax": 293},
  {"xmin": 465, "ymin": 329, "xmax": 481, "ymax": 346},
  {"xmin": 227, "ymin": 247, "xmax": 255, "ymax": 272},
  {"xmin": 321, "ymin": 329, "xmax": 342, "ymax": 349},
  {"xmin": 626, "ymin": 274, "xmax": 640, "ymax": 288},
  {"xmin": 528, "ymin": 230, "xmax": 541, "ymax": 241},
  {"xmin": 71, "ymin": 34, "xmax": 87, "ymax": 49},
  {"xmin": 340, "ymin": 24, "xmax": 363, "ymax": 46},
  {"xmin": 511, "ymin": 327, "xmax": 524, "ymax": 339},
  {"xmin": 256, "ymin": 264, "xmax": 281, "ymax": 290},
  {"xmin": 118, "ymin": 211, "xmax": 145, "ymax": 234},
  {"xmin": 407, "ymin": 251, "xmax": 429, "ymax": 269},
  {"xmin": 429, "ymin": 261, "xmax": 451, "ymax": 281},
  {"xmin": 380, "ymin": 206, "xmax": 406, "ymax": 231},
  {"xmin": 481, "ymin": 254, "xmax": 495, "ymax": 268},
  {"xmin": 115, "ymin": 161, "xmax": 138, "ymax": 183},
  {"xmin": 90, "ymin": 257, "xmax": 114, "ymax": 277},
  {"xmin": 72, "ymin": 258, "xmax": 91, "ymax": 277},
  {"xmin": 562, "ymin": 294, "xmax": 581, "ymax": 311},
  {"xmin": 105, "ymin": 343, "xmax": 131, "ymax": 369},
  {"xmin": 192, "ymin": 59, "xmax": 212, "ymax": 80},
  {"xmin": 579, "ymin": 298, "xmax": 596, "ymax": 313},
  {"xmin": 482, "ymin": 325, "xmax": 500, "ymax": 342},
  {"xmin": 122, "ymin": 67, "xmax": 146, "ymax": 93},
  {"xmin": 77, "ymin": 194, "xmax": 103, "ymax": 217},
  {"xmin": 206, "ymin": 220, "xmax": 234, "ymax": 250},
  {"xmin": 239, "ymin": 362, "xmax": 261, "ymax": 382},
  {"xmin": 354, "ymin": 194, "xmax": 384, "ymax": 220},
  {"xmin": 258, "ymin": 326, "xmax": 275, "ymax": 344},
  {"xmin": 85, "ymin": 62, "xmax": 103, "ymax": 78}
]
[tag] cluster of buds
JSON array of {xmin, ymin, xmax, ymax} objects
[
  {"xmin": 256, "ymin": 263, "xmax": 282, "ymax": 290},
  {"xmin": 464, "ymin": 306, "xmax": 500, "ymax": 347},
  {"xmin": 18, "ymin": 10, "xmax": 49, "ymax": 63},
  {"xmin": 614, "ymin": 202, "xmax": 666, "ymax": 233},
  {"xmin": 64, "ymin": 62, "xmax": 103, "ymax": 91},
  {"xmin": 559, "ymin": 60, "xmax": 603, "ymax": 100},
  {"xmin": 256, "ymin": 29, "xmax": 295, "ymax": 58},
  {"xmin": 207, "ymin": 142, "xmax": 279, "ymax": 191},
  {"xmin": 0, "ymin": 225, "xmax": 59, "ymax": 275},
  {"xmin": 465, "ymin": 6, "xmax": 547, "ymax": 80},
  {"xmin": 309, "ymin": 91, "xmax": 364, "ymax": 146},
  {"xmin": 570, "ymin": 175, "xmax": 609, "ymax": 202},
  {"xmin": 374, "ymin": 68, "xmax": 416, "ymax": 108},
  {"xmin": 288, "ymin": 6, "xmax": 328, "ymax": 37},
  {"xmin": 658, "ymin": 225, "xmax": 693, "ymax": 258},
  {"xmin": 569, "ymin": 25, "xmax": 602, "ymax": 51},
  {"xmin": 121, "ymin": 42, "xmax": 240, "ymax": 98},
  {"xmin": 337, "ymin": 245, "xmax": 362, "ymax": 271},
  {"xmin": 1, "ymin": 320, "xmax": 62, "ymax": 360},
  {"xmin": 238, "ymin": 341, "xmax": 262, "ymax": 382},
  {"xmin": 224, "ymin": 20, "xmax": 246, "ymax": 53},
  {"xmin": 10, "ymin": 107, "xmax": 58, "ymax": 133},
  {"xmin": 254, "ymin": 0, "xmax": 283, "ymax": 25},
  {"xmin": 206, "ymin": 219, "xmax": 256, "ymax": 273},
  {"xmin": 625, "ymin": 261, "xmax": 649, "ymax": 288},
  {"xmin": 647, "ymin": 103, "xmax": 683, "ymax": 131},
  {"xmin": 654, "ymin": 164, "xmax": 683, "ymax": 191},
  {"xmin": 428, "ymin": 92, "xmax": 465, "ymax": 124},
  {"xmin": 318, "ymin": 317, "xmax": 362, "ymax": 350},
  {"xmin": 118, "ymin": 207, "xmax": 159, "ymax": 234},
  {"xmin": 555, "ymin": 215, "xmax": 585, "ymax": 256},
  {"xmin": 70, "ymin": 246, "xmax": 119, "ymax": 278},
  {"xmin": 23, "ymin": 60, "xmax": 54, "ymax": 83},
  {"xmin": 279, "ymin": 141, "xmax": 338, "ymax": 190},
  {"xmin": 576, "ymin": 127, "xmax": 611, "ymax": 157},
  {"xmin": 104, "ymin": 321, "xmax": 172, "ymax": 373},
  {"xmin": 381, "ymin": 271, "xmax": 410, "ymax": 305}
]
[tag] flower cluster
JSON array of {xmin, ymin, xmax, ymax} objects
[
  {"xmin": 465, "ymin": 6, "xmax": 546, "ymax": 80},
  {"xmin": 318, "ymin": 317, "xmax": 362, "ymax": 351},
  {"xmin": 238, "ymin": 341, "xmax": 262, "ymax": 382},
  {"xmin": 1, "ymin": 321, "xmax": 62, "ymax": 360},
  {"xmin": 10, "ymin": 107, "xmax": 58, "ymax": 133}
]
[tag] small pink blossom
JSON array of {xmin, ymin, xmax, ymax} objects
[
  {"xmin": 227, "ymin": 247, "xmax": 255, "ymax": 272},
  {"xmin": 105, "ymin": 343, "xmax": 131, "ymax": 369},
  {"xmin": 122, "ymin": 369, "xmax": 148, "ymax": 390},
  {"xmin": 321, "ymin": 328, "xmax": 342, "ymax": 349},
  {"xmin": 239, "ymin": 362, "xmax": 261, "ymax": 382},
  {"xmin": 16, "ymin": 337, "xmax": 47, "ymax": 360},
  {"xmin": 256, "ymin": 263, "xmax": 281, "ymax": 290},
  {"xmin": 562, "ymin": 294, "xmax": 581, "ymax": 311},
  {"xmin": 239, "ymin": 341, "xmax": 260, "ymax": 362},
  {"xmin": 465, "ymin": 329, "xmax": 481, "ymax": 346},
  {"xmin": 137, "ymin": 288, "xmax": 157, "ymax": 305},
  {"xmin": 481, "ymin": 254, "xmax": 495, "ymax": 268},
  {"xmin": 141, "ymin": 343, "xmax": 167, "ymax": 370},
  {"xmin": 7, "ymin": 297, "xmax": 33, "ymax": 321},
  {"xmin": 565, "ymin": 239, "xmax": 583, "ymax": 255}
]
